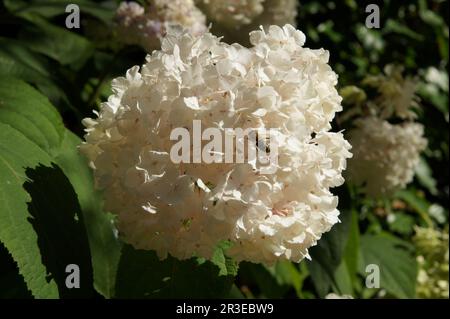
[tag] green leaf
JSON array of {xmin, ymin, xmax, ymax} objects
[
  {"xmin": 384, "ymin": 19, "xmax": 425, "ymax": 41},
  {"xmin": 23, "ymin": 163, "xmax": 95, "ymax": 298},
  {"xmin": 317, "ymin": 21, "xmax": 343, "ymax": 43},
  {"xmin": 0, "ymin": 124, "xmax": 58, "ymax": 298},
  {"xmin": 18, "ymin": 14, "xmax": 94, "ymax": 68},
  {"xmin": 418, "ymin": 0, "xmax": 446, "ymax": 28},
  {"xmin": 4, "ymin": 0, "xmax": 115, "ymax": 24},
  {"xmin": 0, "ymin": 37, "xmax": 52, "ymax": 81},
  {"xmin": 359, "ymin": 234, "xmax": 417, "ymax": 298},
  {"xmin": 343, "ymin": 209, "xmax": 360, "ymax": 285},
  {"xmin": 396, "ymin": 190, "xmax": 429, "ymax": 216},
  {"xmin": 270, "ymin": 261, "xmax": 304, "ymax": 296},
  {"xmin": 209, "ymin": 241, "xmax": 238, "ymax": 277},
  {"xmin": 54, "ymin": 131, "xmax": 121, "ymax": 298},
  {"xmin": 395, "ymin": 189, "xmax": 433, "ymax": 226},
  {"xmin": 387, "ymin": 213, "xmax": 415, "ymax": 236},
  {"xmin": 306, "ymin": 260, "xmax": 332, "ymax": 298},
  {"xmin": 307, "ymin": 187, "xmax": 352, "ymax": 297},
  {"xmin": 238, "ymin": 262, "xmax": 290, "ymax": 298},
  {"xmin": 0, "ymin": 76, "xmax": 64, "ymax": 155},
  {"xmin": 115, "ymin": 245, "xmax": 234, "ymax": 298},
  {"xmin": 0, "ymin": 242, "xmax": 32, "ymax": 298},
  {"xmin": 0, "ymin": 37, "xmax": 75, "ymax": 114},
  {"xmin": 332, "ymin": 261, "xmax": 353, "ymax": 295},
  {"xmin": 0, "ymin": 78, "xmax": 120, "ymax": 297},
  {"xmin": 417, "ymin": 82, "xmax": 449, "ymax": 116},
  {"xmin": 414, "ymin": 157, "xmax": 438, "ymax": 196}
]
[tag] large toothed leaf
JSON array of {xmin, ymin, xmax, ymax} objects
[
  {"xmin": 0, "ymin": 37, "xmax": 74, "ymax": 113},
  {"xmin": 0, "ymin": 78, "xmax": 120, "ymax": 298},
  {"xmin": 306, "ymin": 186, "xmax": 353, "ymax": 297},
  {"xmin": 23, "ymin": 163, "xmax": 96, "ymax": 298},
  {"xmin": 0, "ymin": 123, "xmax": 57, "ymax": 298},
  {"xmin": 54, "ymin": 131, "xmax": 122, "ymax": 297},
  {"xmin": 359, "ymin": 233, "xmax": 417, "ymax": 298},
  {"xmin": 17, "ymin": 14, "xmax": 94, "ymax": 68},
  {"xmin": 0, "ymin": 75, "xmax": 64, "ymax": 155},
  {"xmin": 4, "ymin": 0, "xmax": 115, "ymax": 24}
]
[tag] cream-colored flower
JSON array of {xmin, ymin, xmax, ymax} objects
[
  {"xmin": 115, "ymin": 1, "xmax": 207, "ymax": 52},
  {"xmin": 81, "ymin": 25, "xmax": 351, "ymax": 264},
  {"xmin": 347, "ymin": 117, "xmax": 427, "ymax": 197},
  {"xmin": 414, "ymin": 226, "xmax": 449, "ymax": 299},
  {"xmin": 198, "ymin": 0, "xmax": 298, "ymax": 45},
  {"xmin": 364, "ymin": 65, "xmax": 420, "ymax": 120},
  {"xmin": 197, "ymin": 0, "xmax": 265, "ymax": 28}
]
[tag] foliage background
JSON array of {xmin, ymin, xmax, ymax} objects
[{"xmin": 0, "ymin": 0, "xmax": 448, "ymax": 299}]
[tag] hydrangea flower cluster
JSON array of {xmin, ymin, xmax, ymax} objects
[
  {"xmin": 346, "ymin": 66, "xmax": 427, "ymax": 197},
  {"xmin": 347, "ymin": 117, "xmax": 426, "ymax": 197},
  {"xmin": 196, "ymin": 0, "xmax": 297, "ymax": 28},
  {"xmin": 115, "ymin": 1, "xmax": 207, "ymax": 52},
  {"xmin": 197, "ymin": 0, "xmax": 298, "ymax": 45},
  {"xmin": 114, "ymin": 0, "xmax": 298, "ymax": 49},
  {"xmin": 363, "ymin": 65, "xmax": 420, "ymax": 120},
  {"xmin": 414, "ymin": 226, "xmax": 449, "ymax": 298},
  {"xmin": 80, "ymin": 25, "xmax": 352, "ymax": 264}
]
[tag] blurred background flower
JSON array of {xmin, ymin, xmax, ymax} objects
[
  {"xmin": 114, "ymin": 0, "xmax": 207, "ymax": 52},
  {"xmin": 414, "ymin": 226, "xmax": 449, "ymax": 298},
  {"xmin": 197, "ymin": 0, "xmax": 298, "ymax": 45}
]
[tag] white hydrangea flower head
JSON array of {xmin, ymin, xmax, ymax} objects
[
  {"xmin": 347, "ymin": 116, "xmax": 427, "ymax": 197},
  {"xmin": 80, "ymin": 25, "xmax": 352, "ymax": 264},
  {"xmin": 115, "ymin": 1, "xmax": 207, "ymax": 52}
]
